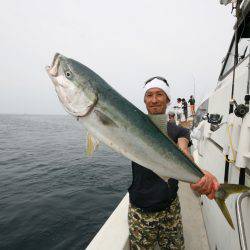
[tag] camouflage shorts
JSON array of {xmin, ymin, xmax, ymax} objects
[{"xmin": 128, "ymin": 197, "xmax": 184, "ymax": 250}]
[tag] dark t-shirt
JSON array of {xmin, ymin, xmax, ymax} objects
[
  {"xmin": 128, "ymin": 122, "xmax": 191, "ymax": 212},
  {"xmin": 188, "ymin": 98, "xmax": 195, "ymax": 105},
  {"xmin": 182, "ymin": 101, "xmax": 188, "ymax": 111}
]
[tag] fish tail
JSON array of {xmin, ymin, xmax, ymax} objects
[{"xmin": 215, "ymin": 183, "xmax": 250, "ymax": 229}]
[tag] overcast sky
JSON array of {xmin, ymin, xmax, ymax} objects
[{"xmin": 1, "ymin": 0, "xmax": 235, "ymax": 114}]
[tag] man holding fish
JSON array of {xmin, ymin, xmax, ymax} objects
[
  {"xmin": 128, "ymin": 76, "xmax": 219, "ymax": 249},
  {"xmin": 46, "ymin": 54, "xmax": 249, "ymax": 249}
]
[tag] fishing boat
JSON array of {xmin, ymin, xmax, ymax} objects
[
  {"xmin": 87, "ymin": 0, "xmax": 250, "ymax": 249},
  {"xmin": 192, "ymin": 0, "xmax": 250, "ymax": 248}
]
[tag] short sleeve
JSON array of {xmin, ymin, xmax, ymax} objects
[
  {"xmin": 167, "ymin": 122, "xmax": 192, "ymax": 147},
  {"xmin": 177, "ymin": 126, "xmax": 192, "ymax": 147}
]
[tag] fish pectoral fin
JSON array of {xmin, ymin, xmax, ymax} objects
[
  {"xmin": 86, "ymin": 132, "xmax": 100, "ymax": 156},
  {"xmin": 94, "ymin": 110, "xmax": 118, "ymax": 127}
]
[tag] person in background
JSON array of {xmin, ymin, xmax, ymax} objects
[
  {"xmin": 182, "ymin": 98, "xmax": 188, "ymax": 121},
  {"xmin": 168, "ymin": 111, "xmax": 176, "ymax": 124},
  {"xmin": 188, "ymin": 95, "xmax": 195, "ymax": 116},
  {"xmin": 128, "ymin": 76, "xmax": 219, "ymax": 249},
  {"xmin": 176, "ymin": 98, "xmax": 183, "ymax": 123}
]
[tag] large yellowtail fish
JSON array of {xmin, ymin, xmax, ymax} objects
[{"xmin": 46, "ymin": 53, "xmax": 250, "ymax": 229}]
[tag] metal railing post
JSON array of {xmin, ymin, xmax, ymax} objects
[{"xmin": 236, "ymin": 192, "xmax": 250, "ymax": 250}]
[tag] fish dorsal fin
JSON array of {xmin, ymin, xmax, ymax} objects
[{"xmin": 86, "ymin": 132, "xmax": 99, "ymax": 156}]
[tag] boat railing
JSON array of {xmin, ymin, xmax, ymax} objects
[
  {"xmin": 236, "ymin": 191, "xmax": 250, "ymax": 250},
  {"xmin": 86, "ymin": 193, "xmax": 130, "ymax": 250}
]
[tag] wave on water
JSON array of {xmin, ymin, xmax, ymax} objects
[{"xmin": 0, "ymin": 114, "xmax": 131, "ymax": 249}]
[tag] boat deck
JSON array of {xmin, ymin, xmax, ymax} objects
[{"xmin": 178, "ymin": 182, "xmax": 209, "ymax": 250}]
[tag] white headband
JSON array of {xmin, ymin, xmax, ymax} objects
[{"xmin": 144, "ymin": 79, "xmax": 171, "ymax": 101}]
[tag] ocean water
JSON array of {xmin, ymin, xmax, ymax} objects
[{"xmin": 0, "ymin": 114, "xmax": 131, "ymax": 249}]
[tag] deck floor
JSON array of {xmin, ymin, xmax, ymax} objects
[{"xmin": 178, "ymin": 182, "xmax": 209, "ymax": 250}]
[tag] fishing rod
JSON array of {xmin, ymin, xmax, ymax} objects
[
  {"xmin": 220, "ymin": 0, "xmax": 245, "ymax": 184},
  {"xmin": 229, "ymin": 0, "xmax": 242, "ymax": 113}
]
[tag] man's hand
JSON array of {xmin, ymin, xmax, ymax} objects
[
  {"xmin": 190, "ymin": 170, "xmax": 220, "ymax": 200},
  {"xmin": 177, "ymin": 137, "xmax": 220, "ymax": 199}
]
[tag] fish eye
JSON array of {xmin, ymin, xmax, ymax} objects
[{"xmin": 65, "ymin": 71, "xmax": 72, "ymax": 78}]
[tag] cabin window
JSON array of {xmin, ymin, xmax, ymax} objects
[
  {"xmin": 222, "ymin": 39, "xmax": 236, "ymax": 76},
  {"xmin": 219, "ymin": 14, "xmax": 250, "ymax": 79},
  {"xmin": 193, "ymin": 99, "xmax": 209, "ymax": 127},
  {"xmin": 238, "ymin": 38, "xmax": 249, "ymax": 62}
]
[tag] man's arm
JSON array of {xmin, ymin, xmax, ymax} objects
[
  {"xmin": 178, "ymin": 137, "xmax": 220, "ymax": 200},
  {"xmin": 178, "ymin": 138, "xmax": 193, "ymax": 161}
]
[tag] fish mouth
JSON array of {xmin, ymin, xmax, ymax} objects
[{"xmin": 45, "ymin": 53, "xmax": 61, "ymax": 77}]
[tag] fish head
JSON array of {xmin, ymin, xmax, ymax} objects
[{"xmin": 46, "ymin": 53, "xmax": 98, "ymax": 117}]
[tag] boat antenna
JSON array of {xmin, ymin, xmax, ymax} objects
[{"xmin": 192, "ymin": 74, "xmax": 196, "ymax": 100}]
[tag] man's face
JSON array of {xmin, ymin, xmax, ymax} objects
[{"xmin": 144, "ymin": 88, "xmax": 170, "ymax": 115}]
